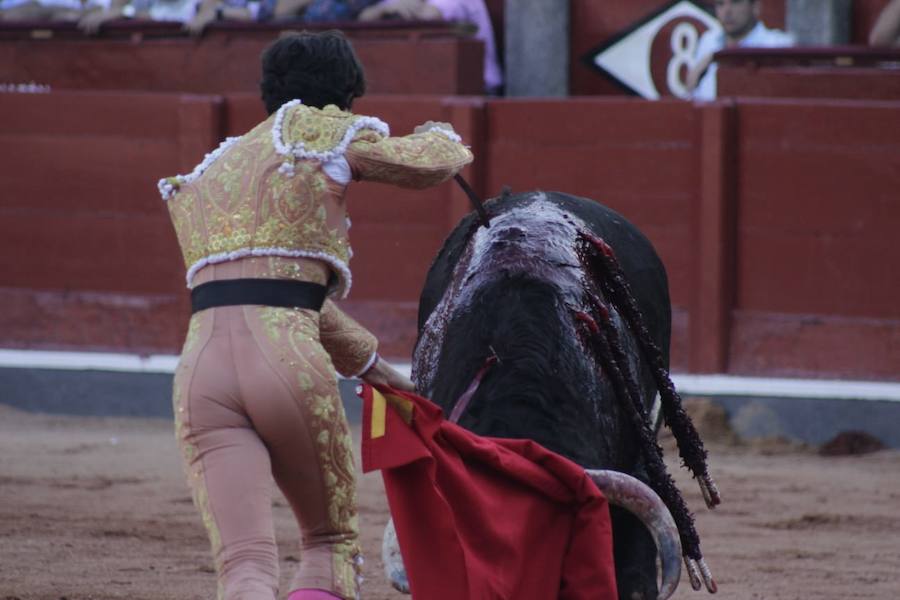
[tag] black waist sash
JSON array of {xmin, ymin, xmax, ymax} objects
[{"xmin": 190, "ymin": 279, "xmax": 328, "ymax": 314}]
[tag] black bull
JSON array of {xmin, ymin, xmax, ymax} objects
[{"xmin": 411, "ymin": 191, "xmax": 682, "ymax": 600}]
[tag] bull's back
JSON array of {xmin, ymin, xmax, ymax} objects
[{"xmin": 418, "ymin": 191, "xmax": 671, "ymax": 359}]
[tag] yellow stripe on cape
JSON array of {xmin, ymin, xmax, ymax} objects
[{"xmin": 370, "ymin": 388, "xmax": 415, "ymax": 439}]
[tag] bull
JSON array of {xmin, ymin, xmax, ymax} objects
[{"xmin": 384, "ymin": 190, "xmax": 719, "ymax": 600}]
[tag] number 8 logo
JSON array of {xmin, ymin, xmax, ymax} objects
[{"xmin": 667, "ymin": 22, "xmax": 700, "ymax": 99}]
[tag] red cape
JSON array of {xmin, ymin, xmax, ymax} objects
[{"xmin": 360, "ymin": 384, "xmax": 618, "ymax": 600}]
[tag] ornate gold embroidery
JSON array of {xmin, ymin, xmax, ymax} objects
[
  {"xmin": 164, "ymin": 103, "xmax": 470, "ymax": 298},
  {"xmin": 166, "ymin": 107, "xmax": 357, "ymax": 289},
  {"xmin": 319, "ymin": 300, "xmax": 378, "ymax": 377},
  {"xmin": 308, "ymin": 391, "xmax": 361, "ymax": 599},
  {"xmin": 257, "ymin": 306, "xmax": 361, "ymax": 599},
  {"xmin": 172, "ymin": 312, "xmax": 225, "ymax": 599},
  {"xmin": 347, "ymin": 131, "xmax": 473, "ymax": 189},
  {"xmin": 284, "ymin": 103, "xmax": 376, "ymax": 155},
  {"xmin": 261, "ymin": 255, "xmax": 331, "ymax": 284},
  {"xmin": 172, "ymin": 312, "xmax": 204, "ymax": 466}
]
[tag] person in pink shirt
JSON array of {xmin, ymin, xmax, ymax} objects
[
  {"xmin": 359, "ymin": 0, "xmax": 503, "ymax": 94},
  {"xmin": 870, "ymin": 0, "xmax": 900, "ymax": 46}
]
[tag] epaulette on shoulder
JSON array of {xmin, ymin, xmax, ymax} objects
[
  {"xmin": 157, "ymin": 135, "xmax": 242, "ymax": 201},
  {"xmin": 272, "ymin": 100, "xmax": 390, "ymax": 176}
]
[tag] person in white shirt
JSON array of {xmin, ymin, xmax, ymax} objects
[{"xmin": 687, "ymin": 0, "xmax": 794, "ymax": 101}]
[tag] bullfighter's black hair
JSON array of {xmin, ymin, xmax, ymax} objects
[
  {"xmin": 577, "ymin": 233, "xmax": 716, "ymax": 563},
  {"xmin": 260, "ymin": 30, "xmax": 366, "ymax": 115}
]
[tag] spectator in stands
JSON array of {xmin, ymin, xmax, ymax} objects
[
  {"xmin": 687, "ymin": 0, "xmax": 794, "ymax": 101},
  {"xmin": 2, "ymin": 0, "xmax": 104, "ymax": 21},
  {"xmin": 870, "ymin": 0, "xmax": 900, "ymax": 46},
  {"xmin": 185, "ymin": 0, "xmax": 383, "ymax": 33},
  {"xmin": 187, "ymin": 0, "xmax": 382, "ymax": 30},
  {"xmin": 158, "ymin": 0, "xmax": 379, "ymax": 34},
  {"xmin": 301, "ymin": 0, "xmax": 380, "ymax": 21},
  {"xmin": 78, "ymin": 0, "xmax": 202, "ymax": 33},
  {"xmin": 358, "ymin": 0, "xmax": 502, "ymax": 95},
  {"xmin": 78, "ymin": 0, "xmax": 280, "ymax": 35},
  {"xmin": 182, "ymin": 0, "xmax": 278, "ymax": 34}
]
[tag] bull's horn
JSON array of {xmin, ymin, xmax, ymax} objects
[
  {"xmin": 586, "ymin": 469, "xmax": 682, "ymax": 600},
  {"xmin": 381, "ymin": 518, "xmax": 410, "ymax": 593}
]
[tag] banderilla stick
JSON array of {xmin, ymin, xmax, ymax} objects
[{"xmin": 453, "ymin": 174, "xmax": 491, "ymax": 228}]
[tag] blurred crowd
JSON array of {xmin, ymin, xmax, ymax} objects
[
  {"xmin": 0, "ymin": 0, "xmax": 488, "ymax": 33},
  {"xmin": 0, "ymin": 0, "xmax": 502, "ymax": 93},
  {"xmin": 1, "ymin": 0, "xmax": 897, "ymax": 100}
]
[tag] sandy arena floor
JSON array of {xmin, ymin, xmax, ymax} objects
[{"xmin": 1, "ymin": 400, "xmax": 898, "ymax": 600}]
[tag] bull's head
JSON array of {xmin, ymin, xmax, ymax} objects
[{"xmin": 414, "ymin": 194, "xmax": 651, "ymax": 468}]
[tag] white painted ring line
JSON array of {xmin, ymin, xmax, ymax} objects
[{"xmin": 0, "ymin": 349, "xmax": 898, "ymax": 403}]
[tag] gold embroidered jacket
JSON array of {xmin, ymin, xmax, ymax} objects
[{"xmin": 160, "ymin": 102, "xmax": 473, "ymax": 376}]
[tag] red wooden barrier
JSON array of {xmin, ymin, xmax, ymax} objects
[
  {"xmin": 716, "ymin": 47, "xmax": 900, "ymax": 101},
  {"xmin": 2, "ymin": 90, "xmax": 898, "ymax": 380},
  {"xmin": 0, "ymin": 90, "xmax": 219, "ymax": 351},
  {"xmin": 693, "ymin": 100, "xmax": 737, "ymax": 374},
  {"xmin": 730, "ymin": 98, "xmax": 900, "ymax": 379},
  {"xmin": 0, "ymin": 21, "xmax": 484, "ymax": 95}
]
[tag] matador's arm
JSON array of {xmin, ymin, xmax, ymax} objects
[
  {"xmin": 322, "ymin": 121, "xmax": 471, "ymax": 380},
  {"xmin": 346, "ymin": 125, "xmax": 473, "ymax": 189},
  {"xmin": 319, "ymin": 299, "xmax": 378, "ymax": 378}
]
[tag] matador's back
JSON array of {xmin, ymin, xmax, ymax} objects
[{"xmin": 159, "ymin": 101, "xmax": 473, "ymax": 299}]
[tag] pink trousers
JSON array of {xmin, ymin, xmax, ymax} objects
[{"xmin": 173, "ymin": 300, "xmax": 361, "ymax": 600}]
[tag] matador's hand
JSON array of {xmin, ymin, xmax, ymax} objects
[{"xmin": 361, "ymin": 355, "xmax": 415, "ymax": 392}]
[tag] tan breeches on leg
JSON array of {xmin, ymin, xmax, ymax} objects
[{"xmin": 173, "ymin": 303, "xmax": 361, "ymax": 600}]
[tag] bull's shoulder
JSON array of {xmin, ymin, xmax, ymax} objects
[{"xmin": 417, "ymin": 210, "xmax": 480, "ymax": 329}]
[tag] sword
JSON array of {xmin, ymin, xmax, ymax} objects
[{"xmin": 453, "ymin": 174, "xmax": 491, "ymax": 228}]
